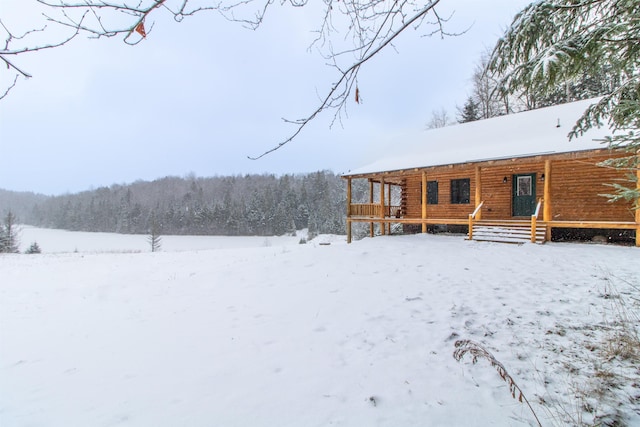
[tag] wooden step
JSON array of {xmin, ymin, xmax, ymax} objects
[{"xmin": 470, "ymin": 223, "xmax": 545, "ymax": 244}]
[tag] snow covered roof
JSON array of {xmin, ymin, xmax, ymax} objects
[{"xmin": 344, "ymin": 98, "xmax": 612, "ymax": 177}]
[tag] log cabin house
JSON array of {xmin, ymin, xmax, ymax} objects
[{"xmin": 342, "ymin": 99, "xmax": 640, "ymax": 246}]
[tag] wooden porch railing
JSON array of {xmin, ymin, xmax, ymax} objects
[
  {"xmin": 349, "ymin": 204, "xmax": 402, "ymax": 218},
  {"xmin": 349, "ymin": 203, "xmax": 380, "ymax": 217}
]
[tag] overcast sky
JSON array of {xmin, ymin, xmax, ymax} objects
[{"xmin": 0, "ymin": 0, "xmax": 531, "ymax": 196}]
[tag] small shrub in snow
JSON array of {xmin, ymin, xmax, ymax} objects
[
  {"xmin": 25, "ymin": 242, "xmax": 41, "ymax": 254},
  {"xmin": 298, "ymin": 238, "xmax": 307, "ymax": 244}
]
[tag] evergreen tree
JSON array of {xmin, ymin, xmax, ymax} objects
[
  {"xmin": 488, "ymin": 0, "xmax": 640, "ymax": 203},
  {"xmin": 25, "ymin": 242, "xmax": 41, "ymax": 254},
  {"xmin": 148, "ymin": 213, "xmax": 162, "ymax": 252},
  {"xmin": 522, "ymin": 66, "xmax": 621, "ymax": 109},
  {"xmin": 457, "ymin": 97, "xmax": 481, "ymax": 123},
  {"xmin": 0, "ymin": 211, "xmax": 20, "ymax": 253}
]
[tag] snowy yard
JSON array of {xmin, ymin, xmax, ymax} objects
[{"xmin": 1, "ymin": 228, "xmax": 639, "ymax": 426}]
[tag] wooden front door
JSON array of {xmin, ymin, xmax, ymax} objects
[{"xmin": 512, "ymin": 173, "xmax": 536, "ymax": 217}]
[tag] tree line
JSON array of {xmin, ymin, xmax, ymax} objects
[{"xmin": 1, "ymin": 171, "xmax": 371, "ymax": 238}]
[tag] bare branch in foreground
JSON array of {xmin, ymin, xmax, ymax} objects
[
  {"xmin": 248, "ymin": 1, "xmax": 456, "ymax": 159},
  {"xmin": 0, "ymin": 75, "xmax": 19, "ymax": 100},
  {"xmin": 4, "ymin": 1, "xmax": 459, "ymax": 158}
]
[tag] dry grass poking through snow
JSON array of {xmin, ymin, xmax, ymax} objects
[
  {"xmin": 454, "ymin": 339, "xmax": 543, "ymax": 426},
  {"xmin": 570, "ymin": 273, "xmax": 640, "ymax": 427},
  {"xmin": 453, "ymin": 270, "xmax": 640, "ymax": 427}
]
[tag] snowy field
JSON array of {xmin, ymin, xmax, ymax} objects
[{"xmin": 1, "ymin": 227, "xmax": 639, "ymax": 426}]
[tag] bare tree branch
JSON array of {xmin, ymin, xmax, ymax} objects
[
  {"xmin": 3, "ymin": 0, "xmax": 458, "ymax": 158},
  {"xmin": 249, "ymin": 0, "xmax": 452, "ymax": 159},
  {"xmin": 0, "ymin": 75, "xmax": 19, "ymax": 100},
  {"xmin": 0, "ymin": 17, "xmax": 78, "ymax": 99},
  {"xmin": 0, "ymin": 17, "xmax": 83, "ymax": 78}
]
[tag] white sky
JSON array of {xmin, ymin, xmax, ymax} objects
[{"xmin": 0, "ymin": 0, "xmax": 531, "ymax": 196}]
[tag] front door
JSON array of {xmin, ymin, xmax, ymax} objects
[{"xmin": 512, "ymin": 173, "xmax": 536, "ymax": 217}]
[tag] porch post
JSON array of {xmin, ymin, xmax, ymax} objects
[
  {"xmin": 346, "ymin": 177, "xmax": 352, "ymax": 244},
  {"xmin": 636, "ymin": 153, "xmax": 639, "ymax": 247},
  {"xmin": 475, "ymin": 166, "xmax": 482, "ymax": 220},
  {"xmin": 421, "ymin": 171, "xmax": 427, "ymax": 233},
  {"xmin": 380, "ymin": 177, "xmax": 386, "ymax": 235},
  {"xmin": 387, "ymin": 183, "xmax": 392, "ymax": 234},
  {"xmin": 369, "ymin": 179, "xmax": 374, "ymax": 238},
  {"xmin": 543, "ymin": 159, "xmax": 552, "ymax": 242}
]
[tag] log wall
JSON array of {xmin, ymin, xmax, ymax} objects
[
  {"xmin": 549, "ymin": 153, "xmax": 634, "ymax": 221},
  {"xmin": 397, "ymin": 150, "xmax": 634, "ymax": 222},
  {"xmin": 403, "ymin": 163, "xmax": 477, "ymax": 219}
]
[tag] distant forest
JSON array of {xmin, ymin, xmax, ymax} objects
[{"xmin": 0, "ymin": 171, "xmax": 369, "ymax": 237}]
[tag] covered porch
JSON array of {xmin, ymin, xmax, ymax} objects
[
  {"xmin": 342, "ymin": 100, "xmax": 640, "ymax": 247},
  {"xmin": 344, "ymin": 159, "xmax": 640, "ymax": 246}
]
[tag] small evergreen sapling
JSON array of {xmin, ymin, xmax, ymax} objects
[
  {"xmin": 148, "ymin": 216, "xmax": 162, "ymax": 252},
  {"xmin": 457, "ymin": 97, "xmax": 481, "ymax": 123},
  {"xmin": 25, "ymin": 242, "xmax": 41, "ymax": 254}
]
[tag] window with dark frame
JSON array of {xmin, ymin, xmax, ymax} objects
[
  {"xmin": 450, "ymin": 178, "xmax": 470, "ymax": 204},
  {"xmin": 427, "ymin": 181, "xmax": 438, "ymax": 205}
]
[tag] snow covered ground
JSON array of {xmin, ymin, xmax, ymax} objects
[{"xmin": 1, "ymin": 228, "xmax": 639, "ymax": 426}]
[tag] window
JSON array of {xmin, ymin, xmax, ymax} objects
[
  {"xmin": 427, "ymin": 181, "xmax": 438, "ymax": 204},
  {"xmin": 450, "ymin": 178, "xmax": 470, "ymax": 204},
  {"xmin": 517, "ymin": 176, "xmax": 532, "ymax": 196}
]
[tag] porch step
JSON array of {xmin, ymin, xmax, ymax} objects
[{"xmin": 470, "ymin": 221, "xmax": 546, "ymax": 244}]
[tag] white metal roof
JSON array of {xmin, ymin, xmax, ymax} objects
[{"xmin": 344, "ymin": 98, "xmax": 612, "ymax": 176}]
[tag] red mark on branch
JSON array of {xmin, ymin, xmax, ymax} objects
[{"xmin": 135, "ymin": 22, "xmax": 146, "ymax": 38}]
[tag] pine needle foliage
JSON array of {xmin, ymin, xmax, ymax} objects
[
  {"xmin": 487, "ymin": 0, "xmax": 640, "ymax": 203},
  {"xmin": 458, "ymin": 97, "xmax": 481, "ymax": 123}
]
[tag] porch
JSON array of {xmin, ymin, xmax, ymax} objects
[
  {"xmin": 345, "ymin": 196, "xmax": 550, "ymax": 244},
  {"xmin": 346, "ymin": 198, "xmax": 639, "ymax": 245},
  {"xmin": 344, "ymin": 168, "xmax": 640, "ymax": 246}
]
